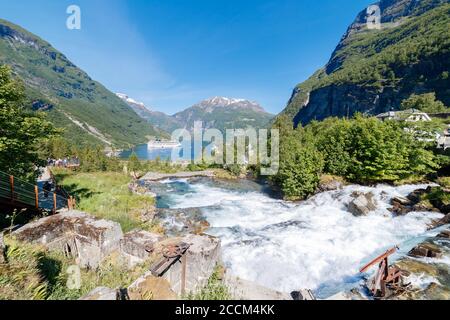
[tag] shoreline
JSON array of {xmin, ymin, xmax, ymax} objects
[{"xmin": 140, "ymin": 170, "xmax": 215, "ymax": 181}]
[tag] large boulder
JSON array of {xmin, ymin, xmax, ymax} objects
[
  {"xmin": 13, "ymin": 211, "xmax": 123, "ymax": 269},
  {"xmin": 120, "ymin": 230, "xmax": 164, "ymax": 268},
  {"xmin": 347, "ymin": 192, "xmax": 377, "ymax": 216},
  {"xmin": 157, "ymin": 234, "xmax": 221, "ymax": 296}
]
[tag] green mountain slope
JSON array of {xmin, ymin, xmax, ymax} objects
[
  {"xmin": 0, "ymin": 19, "xmax": 160, "ymax": 147},
  {"xmin": 279, "ymin": 0, "xmax": 450, "ymax": 126},
  {"xmin": 116, "ymin": 93, "xmax": 181, "ymax": 134}
]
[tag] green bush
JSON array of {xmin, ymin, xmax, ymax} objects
[
  {"xmin": 273, "ymin": 129, "xmax": 324, "ymax": 200},
  {"xmin": 401, "ymin": 93, "xmax": 448, "ymax": 113},
  {"xmin": 272, "ymin": 114, "xmax": 440, "ymax": 200}
]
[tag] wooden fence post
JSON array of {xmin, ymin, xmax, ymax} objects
[
  {"xmin": 35, "ymin": 185, "xmax": 39, "ymax": 209},
  {"xmin": 9, "ymin": 175, "xmax": 14, "ymax": 203},
  {"xmin": 53, "ymin": 193, "xmax": 57, "ymax": 214}
]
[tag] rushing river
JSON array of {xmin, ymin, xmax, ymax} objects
[{"xmin": 150, "ymin": 178, "xmax": 444, "ymax": 298}]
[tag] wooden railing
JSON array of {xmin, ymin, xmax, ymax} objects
[{"xmin": 0, "ymin": 170, "xmax": 76, "ymax": 213}]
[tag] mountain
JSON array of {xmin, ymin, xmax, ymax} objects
[
  {"xmin": 279, "ymin": 0, "xmax": 450, "ymax": 127},
  {"xmin": 0, "ymin": 19, "xmax": 161, "ymax": 147},
  {"xmin": 117, "ymin": 94, "xmax": 274, "ymax": 134},
  {"xmin": 172, "ymin": 97, "xmax": 274, "ymax": 132},
  {"xmin": 116, "ymin": 93, "xmax": 181, "ymax": 134}
]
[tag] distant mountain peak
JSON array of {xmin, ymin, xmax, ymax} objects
[
  {"xmin": 195, "ymin": 96, "xmax": 267, "ymax": 113},
  {"xmin": 116, "ymin": 93, "xmax": 148, "ymax": 110}
]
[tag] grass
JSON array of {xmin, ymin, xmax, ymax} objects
[
  {"xmin": 186, "ymin": 265, "xmax": 231, "ymax": 300},
  {"xmin": 437, "ymin": 176, "xmax": 450, "ymax": 189},
  {"xmin": 0, "ymin": 237, "xmax": 153, "ymax": 300},
  {"xmin": 393, "ymin": 175, "xmax": 429, "ymax": 186},
  {"xmin": 52, "ymin": 169, "xmax": 161, "ymax": 233},
  {"xmin": 424, "ymin": 187, "xmax": 450, "ymax": 206}
]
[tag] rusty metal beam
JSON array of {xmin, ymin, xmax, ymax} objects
[{"xmin": 360, "ymin": 247, "xmax": 398, "ymax": 273}]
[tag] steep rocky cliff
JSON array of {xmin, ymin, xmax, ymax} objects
[
  {"xmin": 280, "ymin": 0, "xmax": 450, "ymax": 127},
  {"xmin": 0, "ymin": 19, "xmax": 160, "ymax": 147}
]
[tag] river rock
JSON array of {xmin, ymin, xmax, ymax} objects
[
  {"xmin": 389, "ymin": 196, "xmax": 414, "ymax": 215},
  {"xmin": 158, "ymin": 234, "xmax": 221, "ymax": 296},
  {"xmin": 407, "ymin": 188, "xmax": 428, "ymax": 203},
  {"xmin": 347, "ymin": 192, "xmax": 377, "ymax": 216},
  {"xmin": 128, "ymin": 272, "xmax": 177, "ymax": 300},
  {"xmin": 120, "ymin": 230, "xmax": 164, "ymax": 268},
  {"xmin": 13, "ymin": 211, "xmax": 123, "ymax": 269},
  {"xmin": 436, "ymin": 229, "xmax": 450, "ymax": 239},
  {"xmin": 80, "ymin": 287, "xmax": 118, "ymax": 300},
  {"xmin": 429, "ymin": 213, "xmax": 450, "ymax": 230},
  {"xmin": 0, "ymin": 233, "xmax": 5, "ymax": 264},
  {"xmin": 408, "ymin": 243, "xmax": 443, "ymax": 259},
  {"xmin": 316, "ymin": 175, "xmax": 345, "ymax": 193},
  {"xmin": 156, "ymin": 207, "xmax": 210, "ymax": 236},
  {"xmin": 290, "ymin": 289, "xmax": 316, "ymax": 300},
  {"xmin": 224, "ymin": 273, "xmax": 292, "ymax": 300}
]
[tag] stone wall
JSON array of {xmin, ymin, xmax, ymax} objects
[{"xmin": 13, "ymin": 211, "xmax": 123, "ymax": 269}]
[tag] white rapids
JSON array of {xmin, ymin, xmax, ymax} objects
[{"xmin": 160, "ymin": 180, "xmax": 443, "ymax": 297}]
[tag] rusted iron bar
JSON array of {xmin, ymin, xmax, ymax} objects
[
  {"xmin": 360, "ymin": 246, "xmax": 403, "ymax": 298},
  {"xmin": 150, "ymin": 243, "xmax": 190, "ymax": 278},
  {"xmin": 360, "ymin": 247, "xmax": 398, "ymax": 273}
]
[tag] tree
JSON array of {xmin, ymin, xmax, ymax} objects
[
  {"xmin": 400, "ymin": 93, "xmax": 447, "ymax": 113},
  {"xmin": 128, "ymin": 152, "xmax": 142, "ymax": 174},
  {"xmin": 0, "ymin": 65, "xmax": 56, "ymax": 180},
  {"xmin": 273, "ymin": 129, "xmax": 324, "ymax": 200}
]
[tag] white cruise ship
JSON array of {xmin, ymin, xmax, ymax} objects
[{"xmin": 147, "ymin": 140, "xmax": 181, "ymax": 149}]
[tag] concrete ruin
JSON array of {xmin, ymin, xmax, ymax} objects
[
  {"xmin": 119, "ymin": 230, "xmax": 164, "ymax": 268},
  {"xmin": 224, "ymin": 273, "xmax": 292, "ymax": 300},
  {"xmin": 13, "ymin": 211, "xmax": 123, "ymax": 269},
  {"xmin": 80, "ymin": 287, "xmax": 118, "ymax": 300},
  {"xmin": 127, "ymin": 272, "xmax": 178, "ymax": 300},
  {"xmin": 153, "ymin": 234, "xmax": 221, "ymax": 296}
]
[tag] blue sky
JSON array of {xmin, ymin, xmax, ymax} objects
[{"xmin": 0, "ymin": 0, "xmax": 374, "ymax": 114}]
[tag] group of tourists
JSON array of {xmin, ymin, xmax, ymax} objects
[{"xmin": 47, "ymin": 156, "xmax": 80, "ymax": 168}]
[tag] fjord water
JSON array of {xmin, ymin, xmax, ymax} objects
[
  {"xmin": 153, "ymin": 178, "xmax": 443, "ymax": 298},
  {"xmin": 120, "ymin": 144, "xmax": 174, "ymax": 161},
  {"xmin": 120, "ymin": 140, "xmax": 211, "ymax": 161}
]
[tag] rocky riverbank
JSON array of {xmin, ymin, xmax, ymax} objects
[{"xmin": 3, "ymin": 170, "xmax": 450, "ymax": 300}]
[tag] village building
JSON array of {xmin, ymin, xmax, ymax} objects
[
  {"xmin": 437, "ymin": 125, "xmax": 450, "ymax": 150},
  {"xmin": 376, "ymin": 109, "xmax": 432, "ymax": 122}
]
